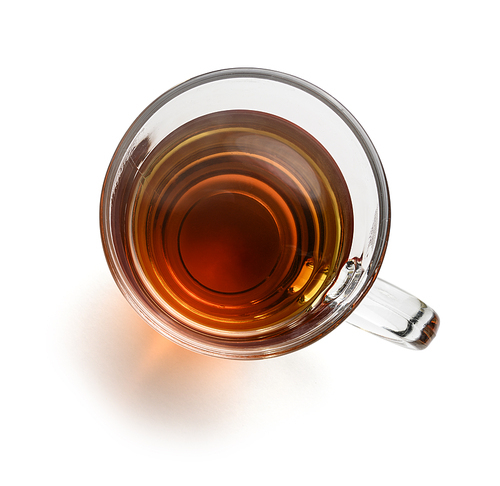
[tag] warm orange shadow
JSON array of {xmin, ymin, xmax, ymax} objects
[{"xmin": 71, "ymin": 277, "xmax": 245, "ymax": 433}]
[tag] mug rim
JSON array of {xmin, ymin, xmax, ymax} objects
[{"xmin": 100, "ymin": 67, "xmax": 391, "ymax": 359}]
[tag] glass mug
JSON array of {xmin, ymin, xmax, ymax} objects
[{"xmin": 100, "ymin": 68, "xmax": 439, "ymax": 359}]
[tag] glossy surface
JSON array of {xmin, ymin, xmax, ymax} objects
[
  {"xmin": 100, "ymin": 68, "xmax": 437, "ymax": 358},
  {"xmin": 129, "ymin": 110, "xmax": 352, "ymax": 335}
]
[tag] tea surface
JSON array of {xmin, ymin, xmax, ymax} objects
[{"xmin": 129, "ymin": 110, "xmax": 353, "ymax": 335}]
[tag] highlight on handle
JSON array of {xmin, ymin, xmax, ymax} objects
[{"xmin": 345, "ymin": 278, "xmax": 439, "ymax": 350}]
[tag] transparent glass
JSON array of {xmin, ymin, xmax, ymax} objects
[{"xmin": 100, "ymin": 68, "xmax": 439, "ymax": 359}]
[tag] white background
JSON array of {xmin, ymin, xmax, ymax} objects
[{"xmin": 2, "ymin": 1, "xmax": 499, "ymax": 485}]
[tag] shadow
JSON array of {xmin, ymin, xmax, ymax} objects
[{"xmin": 69, "ymin": 276, "xmax": 246, "ymax": 436}]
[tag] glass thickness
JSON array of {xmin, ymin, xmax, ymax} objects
[{"xmin": 100, "ymin": 68, "xmax": 439, "ymax": 359}]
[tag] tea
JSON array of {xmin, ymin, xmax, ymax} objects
[{"xmin": 128, "ymin": 110, "xmax": 353, "ymax": 336}]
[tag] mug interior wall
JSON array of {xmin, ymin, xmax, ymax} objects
[{"xmin": 124, "ymin": 76, "xmax": 383, "ymax": 269}]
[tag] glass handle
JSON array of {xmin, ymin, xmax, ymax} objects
[{"xmin": 345, "ymin": 278, "xmax": 439, "ymax": 350}]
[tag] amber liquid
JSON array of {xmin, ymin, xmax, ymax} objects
[{"xmin": 129, "ymin": 110, "xmax": 353, "ymax": 336}]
